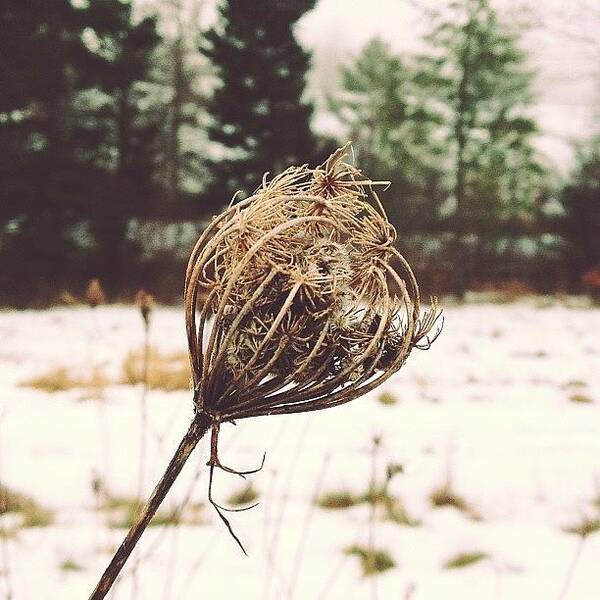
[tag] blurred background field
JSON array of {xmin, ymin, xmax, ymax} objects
[
  {"xmin": 1, "ymin": 301, "xmax": 599, "ymax": 599},
  {"xmin": 1, "ymin": 0, "xmax": 600, "ymax": 599}
]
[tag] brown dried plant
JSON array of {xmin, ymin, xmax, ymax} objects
[
  {"xmin": 88, "ymin": 144, "xmax": 442, "ymax": 599},
  {"xmin": 185, "ymin": 144, "xmax": 441, "ymax": 421},
  {"xmin": 135, "ymin": 289, "xmax": 154, "ymax": 327},
  {"xmin": 85, "ymin": 278, "xmax": 106, "ymax": 308}
]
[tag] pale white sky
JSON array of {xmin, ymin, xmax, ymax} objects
[
  {"xmin": 296, "ymin": 0, "xmax": 599, "ymax": 172},
  {"xmin": 140, "ymin": 0, "xmax": 600, "ymax": 171}
]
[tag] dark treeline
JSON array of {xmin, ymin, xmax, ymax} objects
[{"xmin": 0, "ymin": 0, "xmax": 598, "ymax": 305}]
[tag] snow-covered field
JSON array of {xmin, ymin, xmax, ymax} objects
[{"xmin": 1, "ymin": 301, "xmax": 599, "ymax": 600}]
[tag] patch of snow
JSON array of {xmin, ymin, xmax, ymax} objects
[{"xmin": 1, "ymin": 302, "xmax": 599, "ymax": 599}]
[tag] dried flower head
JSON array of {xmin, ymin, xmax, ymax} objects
[
  {"xmin": 185, "ymin": 142, "xmax": 442, "ymax": 427},
  {"xmin": 59, "ymin": 290, "xmax": 78, "ymax": 306},
  {"xmin": 135, "ymin": 289, "xmax": 154, "ymax": 326},
  {"xmin": 85, "ymin": 278, "xmax": 106, "ymax": 308},
  {"xmin": 88, "ymin": 145, "xmax": 444, "ymax": 598}
]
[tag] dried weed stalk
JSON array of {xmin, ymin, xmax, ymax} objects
[
  {"xmin": 132, "ymin": 290, "xmax": 154, "ymax": 599},
  {"xmin": 135, "ymin": 289, "xmax": 154, "ymax": 327},
  {"xmin": 85, "ymin": 278, "xmax": 106, "ymax": 308},
  {"xmin": 88, "ymin": 144, "xmax": 442, "ymax": 599}
]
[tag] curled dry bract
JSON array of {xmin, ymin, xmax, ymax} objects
[{"xmin": 184, "ymin": 144, "xmax": 442, "ymax": 424}]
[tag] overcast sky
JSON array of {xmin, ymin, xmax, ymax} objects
[{"xmin": 297, "ymin": 0, "xmax": 599, "ymax": 172}]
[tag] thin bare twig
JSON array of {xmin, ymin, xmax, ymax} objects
[
  {"xmin": 287, "ymin": 453, "xmax": 331, "ymax": 599},
  {"xmin": 265, "ymin": 416, "xmax": 312, "ymax": 600},
  {"xmin": 368, "ymin": 436, "xmax": 381, "ymax": 600},
  {"xmin": 132, "ymin": 294, "xmax": 152, "ymax": 600},
  {"xmin": 0, "ymin": 408, "xmax": 14, "ymax": 600},
  {"xmin": 557, "ymin": 535, "xmax": 586, "ymax": 600}
]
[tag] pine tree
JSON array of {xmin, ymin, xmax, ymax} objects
[
  {"xmin": 81, "ymin": 0, "xmax": 163, "ymax": 291},
  {"xmin": 561, "ymin": 137, "xmax": 600, "ymax": 284},
  {"xmin": 0, "ymin": 0, "xmax": 99, "ymax": 301},
  {"xmin": 416, "ymin": 0, "xmax": 541, "ymax": 295},
  {"xmin": 200, "ymin": 0, "xmax": 317, "ymax": 206},
  {"xmin": 328, "ymin": 39, "xmax": 446, "ymax": 234}
]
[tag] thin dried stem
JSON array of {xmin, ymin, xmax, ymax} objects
[
  {"xmin": 88, "ymin": 414, "xmax": 211, "ymax": 600},
  {"xmin": 132, "ymin": 291, "xmax": 153, "ymax": 600},
  {"xmin": 557, "ymin": 535, "xmax": 587, "ymax": 600}
]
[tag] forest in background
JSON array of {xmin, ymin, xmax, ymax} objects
[{"xmin": 1, "ymin": 0, "xmax": 599, "ymax": 306}]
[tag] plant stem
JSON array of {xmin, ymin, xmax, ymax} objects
[
  {"xmin": 287, "ymin": 453, "xmax": 330, "ymax": 600},
  {"xmin": 265, "ymin": 416, "xmax": 311, "ymax": 600},
  {"xmin": 558, "ymin": 535, "xmax": 586, "ymax": 600},
  {"xmin": 368, "ymin": 437, "xmax": 379, "ymax": 599},
  {"xmin": 132, "ymin": 319, "xmax": 151, "ymax": 600},
  {"xmin": 88, "ymin": 412, "xmax": 211, "ymax": 600},
  {"xmin": 0, "ymin": 409, "xmax": 14, "ymax": 600},
  {"xmin": 138, "ymin": 319, "xmax": 151, "ymax": 497}
]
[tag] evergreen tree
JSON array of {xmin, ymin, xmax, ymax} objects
[
  {"xmin": 81, "ymin": 0, "xmax": 163, "ymax": 291},
  {"xmin": 0, "ymin": 1, "xmax": 164, "ymax": 299},
  {"xmin": 416, "ymin": 0, "xmax": 541, "ymax": 295},
  {"xmin": 328, "ymin": 39, "xmax": 446, "ymax": 234},
  {"xmin": 200, "ymin": 0, "xmax": 317, "ymax": 206},
  {"xmin": 0, "ymin": 0, "xmax": 99, "ymax": 301},
  {"xmin": 561, "ymin": 137, "xmax": 600, "ymax": 284}
]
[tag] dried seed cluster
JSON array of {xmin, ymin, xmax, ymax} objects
[
  {"xmin": 87, "ymin": 146, "xmax": 443, "ymax": 597},
  {"xmin": 185, "ymin": 144, "xmax": 441, "ymax": 423}
]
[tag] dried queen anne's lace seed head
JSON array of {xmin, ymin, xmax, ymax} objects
[
  {"xmin": 184, "ymin": 143, "xmax": 442, "ymax": 424},
  {"xmin": 88, "ymin": 146, "xmax": 445, "ymax": 599}
]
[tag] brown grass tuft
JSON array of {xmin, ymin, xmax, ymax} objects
[
  {"xmin": 85, "ymin": 278, "xmax": 106, "ymax": 308},
  {"xmin": 316, "ymin": 483, "xmax": 419, "ymax": 525},
  {"xmin": 564, "ymin": 516, "xmax": 600, "ymax": 538},
  {"xmin": 345, "ymin": 544, "xmax": 395, "ymax": 576},
  {"xmin": 568, "ymin": 393, "xmax": 593, "ymax": 404},
  {"xmin": 226, "ymin": 483, "xmax": 259, "ymax": 507},
  {"xmin": 377, "ymin": 391, "xmax": 397, "ymax": 406},
  {"xmin": 316, "ymin": 490, "xmax": 362, "ymax": 510},
  {"xmin": 20, "ymin": 366, "xmax": 109, "ymax": 394},
  {"xmin": 1, "ymin": 483, "xmax": 54, "ymax": 527},
  {"xmin": 60, "ymin": 558, "xmax": 84, "ymax": 572},
  {"xmin": 430, "ymin": 482, "xmax": 479, "ymax": 519},
  {"xmin": 103, "ymin": 494, "xmax": 204, "ymax": 529},
  {"xmin": 384, "ymin": 498, "xmax": 421, "ymax": 527},
  {"xmin": 121, "ymin": 347, "xmax": 191, "ymax": 392},
  {"xmin": 444, "ymin": 551, "xmax": 489, "ymax": 569},
  {"xmin": 59, "ymin": 291, "xmax": 79, "ymax": 305}
]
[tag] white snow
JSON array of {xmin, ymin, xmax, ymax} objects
[{"xmin": 1, "ymin": 301, "xmax": 599, "ymax": 599}]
